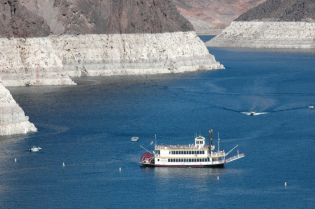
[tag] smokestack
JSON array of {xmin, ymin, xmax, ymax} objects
[{"xmin": 209, "ymin": 129, "xmax": 213, "ymax": 148}]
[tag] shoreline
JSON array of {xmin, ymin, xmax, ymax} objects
[
  {"xmin": 207, "ymin": 21, "xmax": 315, "ymax": 49},
  {"xmin": 0, "ymin": 31, "xmax": 224, "ymax": 87},
  {"xmin": 0, "ymin": 31, "xmax": 224, "ymax": 136}
]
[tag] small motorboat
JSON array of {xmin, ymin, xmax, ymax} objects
[
  {"xmin": 242, "ymin": 111, "xmax": 267, "ymax": 116},
  {"xmin": 131, "ymin": 137, "xmax": 139, "ymax": 142},
  {"xmin": 308, "ymin": 105, "xmax": 314, "ymax": 109},
  {"xmin": 30, "ymin": 146, "xmax": 42, "ymax": 152}
]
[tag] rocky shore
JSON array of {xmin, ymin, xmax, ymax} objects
[
  {"xmin": 1, "ymin": 31, "xmax": 223, "ymax": 87},
  {"xmin": 207, "ymin": 0, "xmax": 315, "ymax": 48},
  {"xmin": 0, "ymin": 31, "xmax": 223, "ymax": 135},
  {"xmin": 0, "ymin": 0, "xmax": 224, "ymax": 136},
  {"xmin": 0, "ymin": 82, "xmax": 37, "ymax": 136},
  {"xmin": 207, "ymin": 21, "xmax": 315, "ymax": 49},
  {"xmin": 58, "ymin": 31, "xmax": 224, "ymax": 77}
]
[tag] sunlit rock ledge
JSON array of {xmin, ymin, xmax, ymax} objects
[
  {"xmin": 207, "ymin": 21, "xmax": 315, "ymax": 49},
  {"xmin": 0, "ymin": 82, "xmax": 37, "ymax": 136},
  {"xmin": 0, "ymin": 31, "xmax": 224, "ymax": 87},
  {"xmin": 0, "ymin": 37, "xmax": 76, "ymax": 87},
  {"xmin": 0, "ymin": 31, "xmax": 223, "ymax": 135}
]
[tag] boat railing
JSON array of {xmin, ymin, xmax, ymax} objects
[
  {"xmin": 225, "ymin": 153, "xmax": 245, "ymax": 163},
  {"xmin": 155, "ymin": 145, "xmax": 210, "ymax": 150},
  {"xmin": 211, "ymin": 151, "xmax": 225, "ymax": 157}
]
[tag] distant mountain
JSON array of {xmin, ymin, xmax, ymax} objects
[
  {"xmin": 0, "ymin": 0, "xmax": 193, "ymax": 38},
  {"xmin": 173, "ymin": 0, "xmax": 267, "ymax": 34},
  {"xmin": 236, "ymin": 0, "xmax": 315, "ymax": 21},
  {"xmin": 207, "ymin": 0, "xmax": 315, "ymax": 49}
]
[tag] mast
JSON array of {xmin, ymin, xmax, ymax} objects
[
  {"xmin": 218, "ymin": 132, "xmax": 220, "ymax": 152},
  {"xmin": 155, "ymin": 134, "xmax": 157, "ymax": 147}
]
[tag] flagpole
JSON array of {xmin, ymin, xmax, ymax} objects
[{"xmin": 218, "ymin": 132, "xmax": 220, "ymax": 152}]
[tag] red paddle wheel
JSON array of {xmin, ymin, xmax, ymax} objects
[{"xmin": 140, "ymin": 152, "xmax": 154, "ymax": 165}]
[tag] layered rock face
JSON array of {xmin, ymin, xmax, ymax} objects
[
  {"xmin": 56, "ymin": 32, "xmax": 224, "ymax": 77},
  {"xmin": 0, "ymin": 31, "xmax": 223, "ymax": 87},
  {"xmin": 235, "ymin": 0, "xmax": 315, "ymax": 21},
  {"xmin": 173, "ymin": 0, "xmax": 267, "ymax": 34},
  {"xmin": 0, "ymin": 37, "xmax": 75, "ymax": 86},
  {"xmin": 0, "ymin": 82, "xmax": 37, "ymax": 136},
  {"xmin": 0, "ymin": 0, "xmax": 224, "ymax": 135},
  {"xmin": 0, "ymin": 0, "xmax": 223, "ymax": 87},
  {"xmin": 207, "ymin": 0, "xmax": 315, "ymax": 48},
  {"xmin": 207, "ymin": 21, "xmax": 315, "ymax": 48},
  {"xmin": 0, "ymin": 0, "xmax": 193, "ymax": 37},
  {"xmin": 0, "ymin": 0, "xmax": 224, "ymax": 87},
  {"xmin": 0, "ymin": 0, "xmax": 50, "ymax": 38}
]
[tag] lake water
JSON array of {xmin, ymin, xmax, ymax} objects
[{"xmin": 1, "ymin": 36, "xmax": 315, "ymax": 208}]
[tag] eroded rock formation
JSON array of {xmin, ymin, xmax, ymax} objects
[
  {"xmin": 173, "ymin": 0, "xmax": 267, "ymax": 34},
  {"xmin": 0, "ymin": 0, "xmax": 194, "ymax": 37},
  {"xmin": 0, "ymin": 37, "xmax": 75, "ymax": 86},
  {"xmin": 0, "ymin": 31, "xmax": 223, "ymax": 87},
  {"xmin": 236, "ymin": 0, "xmax": 315, "ymax": 21},
  {"xmin": 0, "ymin": 81, "xmax": 37, "ymax": 135},
  {"xmin": 0, "ymin": 0, "xmax": 224, "ymax": 135},
  {"xmin": 207, "ymin": 0, "xmax": 315, "ymax": 48},
  {"xmin": 207, "ymin": 21, "xmax": 315, "ymax": 48},
  {"xmin": 0, "ymin": 0, "xmax": 50, "ymax": 38}
]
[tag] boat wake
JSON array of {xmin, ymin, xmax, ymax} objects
[
  {"xmin": 214, "ymin": 104, "xmax": 312, "ymax": 116},
  {"xmin": 268, "ymin": 106, "xmax": 307, "ymax": 113}
]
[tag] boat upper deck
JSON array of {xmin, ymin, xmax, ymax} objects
[{"xmin": 154, "ymin": 134, "xmax": 215, "ymax": 151}]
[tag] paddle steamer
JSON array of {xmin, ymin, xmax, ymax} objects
[{"xmin": 140, "ymin": 130, "xmax": 244, "ymax": 167}]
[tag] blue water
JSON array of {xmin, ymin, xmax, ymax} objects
[{"xmin": 1, "ymin": 37, "xmax": 315, "ymax": 208}]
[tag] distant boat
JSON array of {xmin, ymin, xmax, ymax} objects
[
  {"xmin": 242, "ymin": 111, "xmax": 267, "ymax": 116},
  {"xmin": 131, "ymin": 137, "xmax": 139, "ymax": 142},
  {"xmin": 308, "ymin": 105, "xmax": 314, "ymax": 109},
  {"xmin": 30, "ymin": 146, "xmax": 42, "ymax": 152}
]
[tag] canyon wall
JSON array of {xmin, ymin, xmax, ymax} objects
[
  {"xmin": 0, "ymin": 0, "xmax": 194, "ymax": 37},
  {"xmin": 173, "ymin": 0, "xmax": 267, "ymax": 34},
  {"xmin": 0, "ymin": 37, "xmax": 75, "ymax": 86},
  {"xmin": 207, "ymin": 21, "xmax": 315, "ymax": 48},
  {"xmin": 0, "ymin": 0, "xmax": 224, "ymax": 135},
  {"xmin": 57, "ymin": 32, "xmax": 224, "ymax": 77},
  {"xmin": 0, "ymin": 30, "xmax": 224, "ymax": 135},
  {"xmin": 1, "ymin": 31, "xmax": 223, "ymax": 87},
  {"xmin": 0, "ymin": 81, "xmax": 37, "ymax": 136},
  {"xmin": 207, "ymin": 0, "xmax": 315, "ymax": 48}
]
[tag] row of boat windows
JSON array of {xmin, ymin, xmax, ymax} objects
[
  {"xmin": 169, "ymin": 150, "xmax": 205, "ymax": 155},
  {"xmin": 168, "ymin": 158, "xmax": 210, "ymax": 162}
]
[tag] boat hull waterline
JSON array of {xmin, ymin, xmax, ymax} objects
[{"xmin": 142, "ymin": 163, "xmax": 225, "ymax": 168}]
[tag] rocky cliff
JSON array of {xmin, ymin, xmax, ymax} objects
[
  {"xmin": 173, "ymin": 0, "xmax": 267, "ymax": 34},
  {"xmin": 236, "ymin": 0, "xmax": 315, "ymax": 21},
  {"xmin": 0, "ymin": 0, "xmax": 193, "ymax": 38},
  {"xmin": 0, "ymin": 31, "xmax": 224, "ymax": 87},
  {"xmin": 207, "ymin": 0, "xmax": 315, "ymax": 48},
  {"xmin": 0, "ymin": 81, "xmax": 37, "ymax": 136},
  {"xmin": 0, "ymin": 0, "xmax": 224, "ymax": 135}
]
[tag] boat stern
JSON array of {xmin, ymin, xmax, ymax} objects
[{"xmin": 140, "ymin": 152, "xmax": 154, "ymax": 166}]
